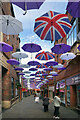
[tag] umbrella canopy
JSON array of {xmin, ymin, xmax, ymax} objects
[
  {"xmin": 52, "ymin": 74, "xmax": 58, "ymax": 76},
  {"xmin": 14, "ymin": 67, "xmax": 24, "ymax": 71},
  {"xmin": 21, "ymin": 77, "xmax": 26, "ymax": 79},
  {"xmin": 42, "ymin": 73, "xmax": 48, "ymax": 76},
  {"xmin": 30, "ymin": 74, "xmax": 36, "ymax": 76},
  {"xmin": 34, "ymin": 11, "xmax": 72, "ymax": 42},
  {"xmin": 23, "ymin": 71, "xmax": 31, "ymax": 74},
  {"xmin": 60, "ymin": 52, "xmax": 76, "ymax": 60},
  {"xmin": 35, "ymin": 51, "xmax": 55, "ymax": 60},
  {"xmin": 19, "ymin": 64, "xmax": 30, "ymax": 68},
  {"xmin": 77, "ymin": 45, "xmax": 80, "ymax": 51},
  {"xmin": 0, "ymin": 15, "xmax": 23, "ymax": 35},
  {"xmin": 36, "ymin": 71, "xmax": 45, "ymax": 74},
  {"xmin": 45, "ymin": 61, "xmax": 58, "ymax": 66},
  {"xmin": 47, "ymin": 75, "xmax": 53, "ymax": 78},
  {"xmin": 28, "ymin": 60, "xmax": 41, "ymax": 66},
  {"xmin": 12, "ymin": 52, "xmax": 28, "ymax": 58},
  {"xmin": 0, "ymin": 42, "xmax": 13, "ymax": 52},
  {"xmin": 7, "ymin": 59, "xmax": 20, "ymax": 65},
  {"xmin": 53, "ymin": 63, "xmax": 64, "ymax": 68},
  {"xmin": 58, "ymin": 67, "xmax": 66, "ymax": 70},
  {"xmin": 18, "ymin": 73, "xmax": 25, "ymax": 75},
  {"xmin": 50, "ymin": 71, "xmax": 58, "ymax": 75},
  {"xmin": 36, "ymin": 63, "xmax": 47, "ymax": 68},
  {"xmin": 66, "ymin": 1, "xmax": 80, "ymax": 18},
  {"xmin": 44, "ymin": 68, "xmax": 52, "ymax": 71},
  {"xmin": 48, "ymin": 78, "xmax": 53, "ymax": 80},
  {"xmin": 11, "ymin": 0, "xmax": 45, "ymax": 14},
  {"xmin": 29, "ymin": 68, "xmax": 37, "ymax": 71},
  {"xmin": 22, "ymin": 43, "xmax": 42, "ymax": 53},
  {"xmin": 51, "ymin": 43, "xmax": 71, "ymax": 54}
]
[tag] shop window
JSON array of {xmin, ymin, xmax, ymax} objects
[
  {"xmin": 11, "ymin": 77, "xmax": 14, "ymax": 98},
  {"xmin": 67, "ymin": 86, "xmax": 70, "ymax": 105},
  {"xmin": 77, "ymin": 85, "xmax": 80, "ymax": 107}
]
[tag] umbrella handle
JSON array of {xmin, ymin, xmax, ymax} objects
[{"xmin": 23, "ymin": 10, "xmax": 27, "ymax": 15}]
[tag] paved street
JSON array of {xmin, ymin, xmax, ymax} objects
[{"xmin": 2, "ymin": 95, "xmax": 80, "ymax": 119}]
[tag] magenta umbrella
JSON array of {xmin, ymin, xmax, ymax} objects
[
  {"xmin": 35, "ymin": 51, "xmax": 55, "ymax": 60},
  {"xmin": 0, "ymin": 42, "xmax": 13, "ymax": 52},
  {"xmin": 7, "ymin": 59, "xmax": 20, "ymax": 65},
  {"xmin": 51, "ymin": 43, "xmax": 71, "ymax": 54},
  {"xmin": 22, "ymin": 43, "xmax": 42, "ymax": 53}
]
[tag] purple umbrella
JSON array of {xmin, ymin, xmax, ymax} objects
[
  {"xmin": 23, "ymin": 71, "xmax": 31, "ymax": 74},
  {"xmin": 42, "ymin": 73, "xmax": 48, "ymax": 76},
  {"xmin": 48, "ymin": 78, "xmax": 53, "ymax": 80},
  {"xmin": 51, "ymin": 43, "xmax": 71, "ymax": 54},
  {"xmin": 44, "ymin": 68, "xmax": 52, "ymax": 71},
  {"xmin": 0, "ymin": 42, "xmax": 13, "ymax": 52},
  {"xmin": 28, "ymin": 60, "xmax": 41, "ymax": 66},
  {"xmin": 58, "ymin": 67, "xmax": 66, "ymax": 70},
  {"xmin": 30, "ymin": 74, "xmax": 36, "ymax": 76},
  {"xmin": 11, "ymin": 0, "xmax": 45, "ymax": 15},
  {"xmin": 45, "ymin": 61, "xmax": 58, "ymax": 66},
  {"xmin": 14, "ymin": 67, "xmax": 24, "ymax": 71},
  {"xmin": 52, "ymin": 74, "xmax": 58, "ymax": 76},
  {"xmin": 77, "ymin": 45, "xmax": 80, "ymax": 51},
  {"xmin": 21, "ymin": 77, "xmax": 26, "ymax": 79},
  {"xmin": 29, "ymin": 68, "xmax": 37, "ymax": 71},
  {"xmin": 40, "ymin": 78, "xmax": 44, "ymax": 80},
  {"xmin": 7, "ymin": 59, "xmax": 20, "ymax": 65},
  {"xmin": 22, "ymin": 43, "xmax": 42, "ymax": 53},
  {"xmin": 66, "ymin": 1, "xmax": 80, "ymax": 18},
  {"xmin": 18, "ymin": 73, "xmax": 25, "ymax": 75}
]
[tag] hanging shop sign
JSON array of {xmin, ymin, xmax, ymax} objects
[{"xmin": 66, "ymin": 74, "xmax": 80, "ymax": 85}]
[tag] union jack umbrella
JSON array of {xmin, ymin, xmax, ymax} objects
[
  {"xmin": 35, "ymin": 51, "xmax": 55, "ymax": 60},
  {"xmin": 36, "ymin": 63, "xmax": 48, "ymax": 68},
  {"xmin": 34, "ymin": 11, "xmax": 72, "ymax": 42},
  {"xmin": 36, "ymin": 70, "xmax": 45, "ymax": 75}
]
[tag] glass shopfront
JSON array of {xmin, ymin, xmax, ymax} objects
[
  {"xmin": 67, "ymin": 86, "xmax": 70, "ymax": 105},
  {"xmin": 77, "ymin": 85, "xmax": 80, "ymax": 107}
]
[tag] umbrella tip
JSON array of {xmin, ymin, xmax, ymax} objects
[{"xmin": 23, "ymin": 11, "xmax": 27, "ymax": 15}]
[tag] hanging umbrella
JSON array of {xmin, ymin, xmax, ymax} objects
[
  {"xmin": 7, "ymin": 59, "xmax": 20, "ymax": 65},
  {"xmin": 51, "ymin": 43, "xmax": 71, "ymax": 54},
  {"xmin": 0, "ymin": 15, "xmax": 23, "ymax": 35},
  {"xmin": 36, "ymin": 63, "xmax": 47, "ymax": 68},
  {"xmin": 14, "ymin": 67, "xmax": 24, "ymax": 71},
  {"xmin": 22, "ymin": 43, "xmax": 42, "ymax": 53},
  {"xmin": 36, "ymin": 71, "xmax": 45, "ymax": 75},
  {"xmin": 12, "ymin": 52, "xmax": 28, "ymax": 58},
  {"xmin": 10, "ymin": 0, "xmax": 45, "ymax": 15},
  {"xmin": 58, "ymin": 67, "xmax": 66, "ymax": 70},
  {"xmin": 53, "ymin": 63, "xmax": 64, "ymax": 68},
  {"xmin": 48, "ymin": 78, "xmax": 53, "ymax": 80},
  {"xmin": 45, "ymin": 61, "xmax": 58, "ymax": 66},
  {"xmin": 34, "ymin": 11, "xmax": 72, "ymax": 42},
  {"xmin": 21, "ymin": 77, "xmax": 26, "ymax": 79},
  {"xmin": 30, "ymin": 74, "xmax": 36, "ymax": 76},
  {"xmin": 42, "ymin": 73, "xmax": 48, "ymax": 76},
  {"xmin": 18, "ymin": 73, "xmax": 25, "ymax": 75},
  {"xmin": 0, "ymin": 42, "xmax": 13, "ymax": 52},
  {"xmin": 77, "ymin": 45, "xmax": 80, "ymax": 51},
  {"xmin": 52, "ymin": 74, "xmax": 58, "ymax": 76},
  {"xmin": 19, "ymin": 64, "xmax": 30, "ymax": 68},
  {"xmin": 47, "ymin": 75, "xmax": 53, "ymax": 78},
  {"xmin": 28, "ymin": 60, "xmax": 41, "ymax": 66},
  {"xmin": 35, "ymin": 51, "xmax": 55, "ymax": 60},
  {"xmin": 23, "ymin": 71, "xmax": 31, "ymax": 74},
  {"xmin": 29, "ymin": 68, "xmax": 37, "ymax": 71},
  {"xmin": 60, "ymin": 52, "xmax": 76, "ymax": 60},
  {"xmin": 66, "ymin": 1, "xmax": 80, "ymax": 18},
  {"xmin": 49, "ymin": 71, "xmax": 58, "ymax": 76},
  {"xmin": 44, "ymin": 68, "xmax": 52, "ymax": 71}
]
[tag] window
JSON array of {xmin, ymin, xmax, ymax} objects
[
  {"xmin": 67, "ymin": 19, "xmax": 77, "ymax": 46},
  {"xmin": 11, "ymin": 77, "xmax": 14, "ymax": 98},
  {"xmin": 67, "ymin": 86, "xmax": 70, "ymax": 104}
]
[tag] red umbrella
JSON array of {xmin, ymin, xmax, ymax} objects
[{"xmin": 35, "ymin": 51, "xmax": 55, "ymax": 60}]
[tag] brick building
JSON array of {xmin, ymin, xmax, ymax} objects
[
  {"xmin": 0, "ymin": 2, "xmax": 21, "ymax": 109},
  {"xmin": 41, "ymin": 13, "xmax": 80, "ymax": 110}
]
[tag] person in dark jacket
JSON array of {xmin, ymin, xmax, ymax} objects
[{"xmin": 43, "ymin": 94, "xmax": 49, "ymax": 112}]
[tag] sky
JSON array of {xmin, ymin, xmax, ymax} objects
[{"xmin": 12, "ymin": 0, "xmax": 68, "ymax": 68}]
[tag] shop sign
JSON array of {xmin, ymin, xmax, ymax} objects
[{"xmin": 66, "ymin": 74, "xmax": 80, "ymax": 85}]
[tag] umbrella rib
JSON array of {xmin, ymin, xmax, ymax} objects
[
  {"xmin": 10, "ymin": 21, "xmax": 22, "ymax": 30},
  {"xmin": 9, "ymin": 23, "xmax": 18, "ymax": 34}
]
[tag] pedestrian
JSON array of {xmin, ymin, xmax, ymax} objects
[
  {"xmin": 43, "ymin": 94, "xmax": 49, "ymax": 112},
  {"xmin": 53, "ymin": 92, "xmax": 61, "ymax": 119}
]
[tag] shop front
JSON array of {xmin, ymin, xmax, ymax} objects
[
  {"xmin": 66, "ymin": 74, "xmax": 80, "ymax": 108},
  {"xmin": 49, "ymin": 86, "xmax": 54, "ymax": 99}
]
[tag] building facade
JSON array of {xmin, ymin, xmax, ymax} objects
[{"xmin": 0, "ymin": 2, "xmax": 21, "ymax": 109}]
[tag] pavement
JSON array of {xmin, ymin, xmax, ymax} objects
[{"xmin": 2, "ymin": 95, "xmax": 80, "ymax": 119}]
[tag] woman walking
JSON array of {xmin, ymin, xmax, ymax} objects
[{"xmin": 43, "ymin": 94, "xmax": 49, "ymax": 112}]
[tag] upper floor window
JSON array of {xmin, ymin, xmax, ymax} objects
[{"xmin": 67, "ymin": 19, "xmax": 77, "ymax": 46}]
